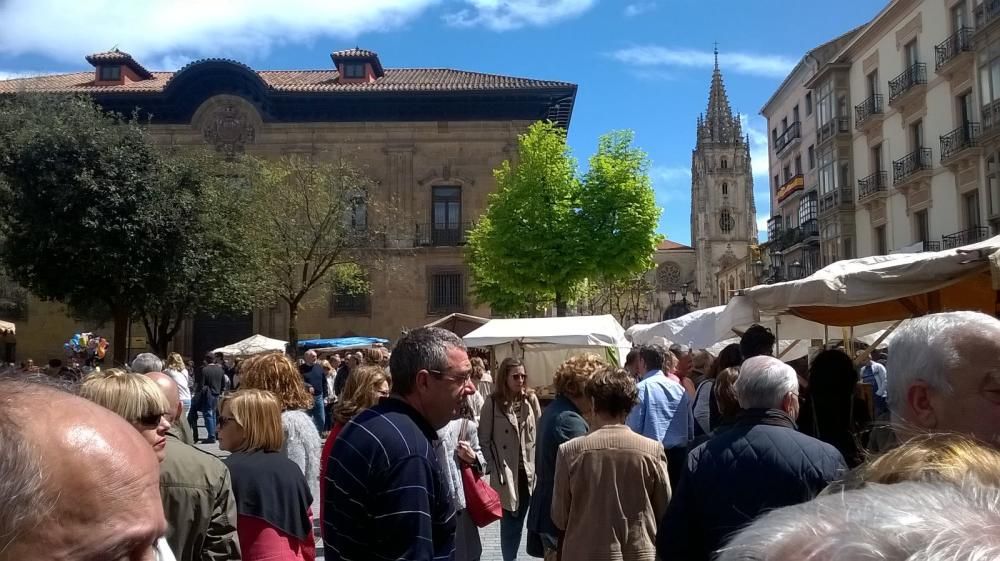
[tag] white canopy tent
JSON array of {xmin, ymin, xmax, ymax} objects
[
  {"xmin": 0, "ymin": 320, "xmax": 14, "ymax": 336},
  {"xmin": 464, "ymin": 315, "xmax": 631, "ymax": 389},
  {"xmin": 212, "ymin": 334, "xmax": 288, "ymax": 357}
]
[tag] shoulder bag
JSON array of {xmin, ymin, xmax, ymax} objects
[{"xmin": 460, "ymin": 416, "xmax": 503, "ymax": 527}]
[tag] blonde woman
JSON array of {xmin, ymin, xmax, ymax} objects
[
  {"xmin": 80, "ymin": 368, "xmax": 177, "ymax": 561},
  {"xmin": 479, "ymin": 357, "xmax": 542, "ymax": 561},
  {"xmin": 163, "ymin": 352, "xmax": 191, "ymax": 411},
  {"xmin": 239, "ymin": 353, "xmax": 322, "ymax": 504},
  {"xmin": 219, "ymin": 389, "xmax": 315, "ymax": 561}
]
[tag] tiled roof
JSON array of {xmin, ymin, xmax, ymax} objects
[
  {"xmin": 331, "ymin": 48, "xmax": 378, "ymax": 59},
  {"xmin": 84, "ymin": 49, "xmax": 154, "ymax": 79},
  {"xmin": 0, "ymin": 66, "xmax": 574, "ymax": 94},
  {"xmin": 657, "ymin": 239, "xmax": 694, "ymax": 251}
]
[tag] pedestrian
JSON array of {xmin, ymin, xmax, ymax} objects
[
  {"xmin": 471, "ymin": 356, "xmax": 494, "ymax": 397},
  {"xmin": 656, "ymin": 356, "xmax": 846, "ymax": 561},
  {"xmin": 132, "ymin": 352, "xmax": 164, "ymax": 374},
  {"xmin": 467, "ymin": 358, "xmax": 487, "ymax": 422},
  {"xmin": 692, "ymin": 343, "xmax": 741, "ymax": 436},
  {"xmin": 79, "ymin": 369, "xmax": 178, "ymax": 560},
  {"xmin": 321, "ymin": 359, "xmax": 336, "ymax": 433},
  {"xmin": 239, "ymin": 352, "xmax": 322, "ymax": 505},
  {"xmin": 886, "ymin": 311, "xmax": 1000, "ymax": 445},
  {"xmin": 690, "ymin": 366, "xmax": 741, "ymax": 449},
  {"xmin": 527, "ymin": 353, "xmax": 604, "ymax": 559},
  {"xmin": 624, "ymin": 348, "xmax": 641, "ymax": 380},
  {"xmin": 299, "ymin": 349, "xmax": 328, "ymax": 433},
  {"xmin": 436, "ymin": 397, "xmax": 487, "ymax": 561},
  {"xmin": 0, "ymin": 374, "xmax": 173, "ymax": 560},
  {"xmin": 189, "ymin": 353, "xmax": 226, "ymax": 444},
  {"xmin": 688, "ymin": 349, "xmax": 714, "ymax": 387},
  {"xmin": 319, "ymin": 365, "xmax": 391, "ymax": 520},
  {"xmin": 333, "ymin": 352, "xmax": 361, "ymax": 397},
  {"xmin": 799, "ymin": 348, "xmax": 871, "ymax": 468},
  {"xmin": 739, "ymin": 324, "xmax": 775, "ymax": 359},
  {"xmin": 552, "ymin": 365, "xmax": 671, "ymax": 561},
  {"xmin": 219, "ymin": 389, "xmax": 316, "ymax": 561},
  {"xmin": 164, "ymin": 352, "xmax": 192, "ymax": 411},
  {"xmin": 479, "ymin": 357, "xmax": 542, "ymax": 561},
  {"xmin": 323, "ymin": 327, "xmax": 475, "ymax": 560},
  {"xmin": 859, "ymin": 350, "xmax": 888, "ymax": 416},
  {"xmin": 669, "ymin": 344, "xmax": 697, "ymax": 398},
  {"xmin": 146, "ymin": 372, "xmax": 241, "ymax": 561},
  {"xmin": 625, "ymin": 344, "xmax": 693, "ymax": 488}
]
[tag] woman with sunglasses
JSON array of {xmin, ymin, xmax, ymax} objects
[
  {"xmin": 479, "ymin": 358, "xmax": 542, "ymax": 561},
  {"xmin": 218, "ymin": 389, "xmax": 316, "ymax": 561},
  {"xmin": 319, "ymin": 366, "xmax": 391, "ymax": 520},
  {"xmin": 79, "ymin": 368, "xmax": 178, "ymax": 561}
]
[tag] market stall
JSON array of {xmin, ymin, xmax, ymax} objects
[
  {"xmin": 212, "ymin": 334, "xmax": 288, "ymax": 357},
  {"xmin": 463, "ymin": 314, "xmax": 631, "ymax": 389},
  {"xmin": 424, "ymin": 312, "xmax": 489, "ymax": 337},
  {"xmin": 297, "ymin": 336, "xmax": 389, "ymax": 354},
  {"xmin": 0, "ymin": 320, "xmax": 14, "ymax": 336}
]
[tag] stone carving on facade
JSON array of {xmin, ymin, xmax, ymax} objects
[
  {"xmin": 656, "ymin": 261, "xmax": 682, "ymax": 291},
  {"xmin": 203, "ymin": 102, "xmax": 256, "ymax": 159}
]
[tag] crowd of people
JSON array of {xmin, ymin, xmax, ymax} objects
[{"xmin": 2, "ymin": 310, "xmax": 1000, "ymax": 561}]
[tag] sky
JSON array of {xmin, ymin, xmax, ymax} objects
[{"xmin": 0, "ymin": 0, "xmax": 884, "ymax": 246}]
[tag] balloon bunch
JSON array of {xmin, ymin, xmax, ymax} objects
[{"xmin": 64, "ymin": 332, "xmax": 109, "ymax": 361}]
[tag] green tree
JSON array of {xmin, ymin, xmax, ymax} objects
[
  {"xmin": 243, "ymin": 155, "xmax": 378, "ymax": 353},
  {"xmin": 467, "ymin": 121, "xmax": 585, "ymax": 316}
]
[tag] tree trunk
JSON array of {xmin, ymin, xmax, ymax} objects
[
  {"xmin": 555, "ymin": 291, "xmax": 568, "ymax": 317},
  {"xmin": 287, "ymin": 302, "xmax": 300, "ymax": 358},
  {"xmin": 112, "ymin": 305, "xmax": 130, "ymax": 366}
]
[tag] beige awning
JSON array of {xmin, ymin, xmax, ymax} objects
[{"xmin": 0, "ymin": 320, "xmax": 14, "ymax": 336}]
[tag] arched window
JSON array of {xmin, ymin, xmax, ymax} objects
[
  {"xmin": 721, "ymin": 157, "xmax": 728, "ymax": 169},
  {"xmin": 719, "ymin": 210, "xmax": 735, "ymax": 233},
  {"xmin": 719, "ymin": 282, "xmax": 726, "ymax": 304},
  {"xmin": 722, "ymin": 182, "xmax": 729, "ymax": 196}
]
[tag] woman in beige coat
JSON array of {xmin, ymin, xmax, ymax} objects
[{"xmin": 479, "ymin": 357, "xmax": 542, "ymax": 561}]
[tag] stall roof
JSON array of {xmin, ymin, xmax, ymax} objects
[
  {"xmin": 464, "ymin": 315, "xmax": 629, "ymax": 348},
  {"xmin": 0, "ymin": 320, "xmax": 14, "ymax": 336},
  {"xmin": 212, "ymin": 334, "xmax": 287, "ymax": 356},
  {"xmin": 424, "ymin": 312, "xmax": 489, "ymax": 337},
  {"xmin": 297, "ymin": 336, "xmax": 388, "ymax": 351}
]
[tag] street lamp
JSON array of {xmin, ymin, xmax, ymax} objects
[
  {"xmin": 789, "ymin": 260, "xmax": 803, "ymax": 280},
  {"xmin": 668, "ymin": 282, "xmax": 699, "ymax": 309},
  {"xmin": 753, "ymin": 259, "xmax": 765, "ymax": 281}
]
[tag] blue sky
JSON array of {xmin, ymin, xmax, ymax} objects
[{"xmin": 0, "ymin": 0, "xmax": 882, "ymax": 245}]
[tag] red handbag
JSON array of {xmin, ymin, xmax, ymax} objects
[{"xmin": 460, "ymin": 419, "xmax": 503, "ymax": 527}]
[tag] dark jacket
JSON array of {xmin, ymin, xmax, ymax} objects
[
  {"xmin": 657, "ymin": 408, "xmax": 846, "ymax": 561},
  {"xmin": 202, "ymin": 364, "xmax": 226, "ymax": 396},
  {"xmin": 526, "ymin": 394, "xmax": 589, "ymax": 538},
  {"xmin": 299, "ymin": 362, "xmax": 327, "ymax": 398},
  {"xmin": 159, "ymin": 429, "xmax": 241, "ymax": 561}
]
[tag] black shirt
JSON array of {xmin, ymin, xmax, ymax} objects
[
  {"xmin": 299, "ymin": 362, "xmax": 327, "ymax": 398},
  {"xmin": 201, "ymin": 364, "xmax": 226, "ymax": 395}
]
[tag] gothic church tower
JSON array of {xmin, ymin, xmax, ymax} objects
[{"xmin": 691, "ymin": 51, "xmax": 758, "ymax": 306}]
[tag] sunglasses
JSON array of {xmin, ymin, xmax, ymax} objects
[
  {"xmin": 136, "ymin": 413, "xmax": 164, "ymax": 427},
  {"xmin": 511, "ymin": 374, "xmax": 527, "ymax": 381}
]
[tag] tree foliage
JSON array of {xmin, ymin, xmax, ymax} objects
[
  {"xmin": 467, "ymin": 122, "xmax": 661, "ymax": 317},
  {"xmin": 243, "ymin": 155, "xmax": 378, "ymax": 352}
]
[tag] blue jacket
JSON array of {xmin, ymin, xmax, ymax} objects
[
  {"xmin": 657, "ymin": 408, "xmax": 846, "ymax": 561},
  {"xmin": 526, "ymin": 394, "xmax": 589, "ymax": 538}
]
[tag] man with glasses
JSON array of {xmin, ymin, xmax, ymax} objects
[{"xmin": 323, "ymin": 327, "xmax": 475, "ymax": 561}]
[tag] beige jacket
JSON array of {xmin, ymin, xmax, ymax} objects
[
  {"xmin": 552, "ymin": 424, "xmax": 671, "ymax": 561},
  {"xmin": 478, "ymin": 392, "xmax": 542, "ymax": 512}
]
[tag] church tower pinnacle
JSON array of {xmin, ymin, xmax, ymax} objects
[{"xmin": 690, "ymin": 50, "xmax": 758, "ymax": 306}]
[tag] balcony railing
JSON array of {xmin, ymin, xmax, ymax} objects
[
  {"xmin": 889, "ymin": 63, "xmax": 927, "ymax": 103},
  {"xmin": 800, "ymin": 218, "xmax": 820, "ymax": 238},
  {"xmin": 767, "ymin": 216, "xmax": 783, "ymax": 242},
  {"xmin": 817, "ymin": 117, "xmax": 850, "ymax": 145},
  {"xmin": 983, "ymin": 99, "xmax": 1000, "ymax": 136},
  {"xmin": 935, "ymin": 27, "xmax": 974, "ymax": 71},
  {"xmin": 975, "ymin": 0, "xmax": 1000, "ymax": 31},
  {"xmin": 858, "ymin": 171, "xmax": 888, "ymax": 203},
  {"xmin": 940, "ymin": 123, "xmax": 981, "ymax": 162},
  {"xmin": 855, "ymin": 95, "xmax": 884, "ymax": 129},
  {"xmin": 920, "ymin": 240, "xmax": 942, "ymax": 252},
  {"xmin": 942, "ymin": 226, "xmax": 990, "ymax": 249},
  {"xmin": 774, "ymin": 121, "xmax": 801, "ymax": 154},
  {"xmin": 415, "ymin": 222, "xmax": 473, "ymax": 246},
  {"xmin": 818, "ymin": 187, "xmax": 854, "ymax": 216},
  {"xmin": 893, "ymin": 148, "xmax": 933, "ymax": 183}
]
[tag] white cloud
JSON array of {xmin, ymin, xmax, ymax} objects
[
  {"xmin": 0, "ymin": 70, "xmax": 55, "ymax": 80},
  {"xmin": 444, "ymin": 0, "xmax": 595, "ymax": 31},
  {"xmin": 0, "ymin": 0, "xmax": 590, "ymax": 64},
  {"xmin": 650, "ymin": 165, "xmax": 691, "ymax": 205},
  {"xmin": 756, "ymin": 213, "xmax": 770, "ymax": 240},
  {"xmin": 610, "ymin": 46, "xmax": 795, "ymax": 78},
  {"xmin": 623, "ymin": 2, "xmax": 655, "ymax": 17}
]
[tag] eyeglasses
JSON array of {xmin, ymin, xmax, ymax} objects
[
  {"xmin": 136, "ymin": 413, "xmax": 164, "ymax": 427},
  {"xmin": 511, "ymin": 374, "xmax": 527, "ymax": 381},
  {"xmin": 428, "ymin": 369, "xmax": 473, "ymax": 385},
  {"xmin": 218, "ymin": 415, "xmax": 238, "ymax": 428}
]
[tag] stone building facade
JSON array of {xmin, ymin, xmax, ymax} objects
[
  {"xmin": 690, "ymin": 53, "xmax": 759, "ymax": 306},
  {"xmin": 0, "ymin": 48, "xmax": 576, "ymax": 362}
]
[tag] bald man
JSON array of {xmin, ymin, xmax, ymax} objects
[
  {"xmin": 146, "ymin": 372, "xmax": 241, "ymax": 561},
  {"xmin": 0, "ymin": 375, "xmax": 167, "ymax": 560}
]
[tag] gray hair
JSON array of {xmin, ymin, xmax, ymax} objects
[
  {"xmin": 735, "ymin": 355, "xmax": 797, "ymax": 410},
  {"xmin": 887, "ymin": 311, "xmax": 1000, "ymax": 418},
  {"xmin": 131, "ymin": 352, "xmax": 163, "ymax": 374},
  {"xmin": 717, "ymin": 480, "xmax": 1000, "ymax": 561},
  {"xmin": 389, "ymin": 327, "xmax": 465, "ymax": 396},
  {"xmin": 0, "ymin": 375, "xmax": 71, "ymax": 553}
]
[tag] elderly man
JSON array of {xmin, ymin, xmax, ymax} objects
[
  {"xmin": 324, "ymin": 327, "xmax": 476, "ymax": 561},
  {"xmin": 146, "ymin": 372, "xmax": 241, "ymax": 561},
  {"xmin": 299, "ymin": 349, "xmax": 328, "ymax": 432},
  {"xmin": 132, "ymin": 351, "xmax": 164, "ymax": 374},
  {"xmin": 717, "ymin": 481, "xmax": 1000, "ymax": 560},
  {"xmin": 657, "ymin": 355, "xmax": 845, "ymax": 561},
  {"xmin": 0, "ymin": 374, "xmax": 169, "ymax": 560},
  {"xmin": 887, "ymin": 311, "xmax": 1000, "ymax": 445}
]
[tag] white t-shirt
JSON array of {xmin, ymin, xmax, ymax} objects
[{"xmin": 164, "ymin": 368, "xmax": 192, "ymax": 402}]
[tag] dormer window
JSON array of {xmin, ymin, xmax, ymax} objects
[
  {"xmin": 99, "ymin": 66, "xmax": 121, "ymax": 81},
  {"xmin": 343, "ymin": 63, "xmax": 365, "ymax": 79}
]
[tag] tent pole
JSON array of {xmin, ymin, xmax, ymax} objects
[
  {"xmin": 777, "ymin": 339, "xmax": 801, "ymax": 359},
  {"xmin": 852, "ymin": 319, "xmax": 903, "ymax": 367},
  {"xmin": 824, "ymin": 325, "xmax": 829, "ymax": 346}
]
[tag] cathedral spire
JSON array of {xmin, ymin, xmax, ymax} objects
[{"xmin": 698, "ymin": 46, "xmax": 738, "ymax": 145}]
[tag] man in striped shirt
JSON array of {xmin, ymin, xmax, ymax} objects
[{"xmin": 323, "ymin": 327, "xmax": 476, "ymax": 561}]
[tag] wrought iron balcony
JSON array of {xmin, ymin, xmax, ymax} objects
[
  {"xmin": 774, "ymin": 121, "xmax": 801, "ymax": 154},
  {"xmin": 983, "ymin": 100, "xmax": 1000, "ymax": 139},
  {"xmin": 855, "ymin": 95, "xmax": 884, "ymax": 130},
  {"xmin": 889, "ymin": 63, "xmax": 927, "ymax": 104},
  {"xmin": 766, "ymin": 216, "xmax": 783, "ymax": 242},
  {"xmin": 817, "ymin": 117, "xmax": 850, "ymax": 145},
  {"xmin": 893, "ymin": 148, "xmax": 933, "ymax": 184},
  {"xmin": 800, "ymin": 218, "xmax": 820, "ymax": 239},
  {"xmin": 935, "ymin": 27, "xmax": 974, "ymax": 72},
  {"xmin": 940, "ymin": 123, "xmax": 980, "ymax": 163},
  {"xmin": 975, "ymin": 0, "xmax": 1000, "ymax": 33},
  {"xmin": 818, "ymin": 187, "xmax": 854, "ymax": 217},
  {"xmin": 415, "ymin": 222, "xmax": 472, "ymax": 246},
  {"xmin": 920, "ymin": 240, "xmax": 942, "ymax": 252},
  {"xmin": 942, "ymin": 226, "xmax": 990, "ymax": 249},
  {"xmin": 776, "ymin": 174, "xmax": 804, "ymax": 204},
  {"xmin": 858, "ymin": 171, "xmax": 888, "ymax": 203}
]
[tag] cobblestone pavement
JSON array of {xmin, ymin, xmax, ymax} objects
[{"xmin": 192, "ymin": 423, "xmax": 527, "ymax": 561}]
